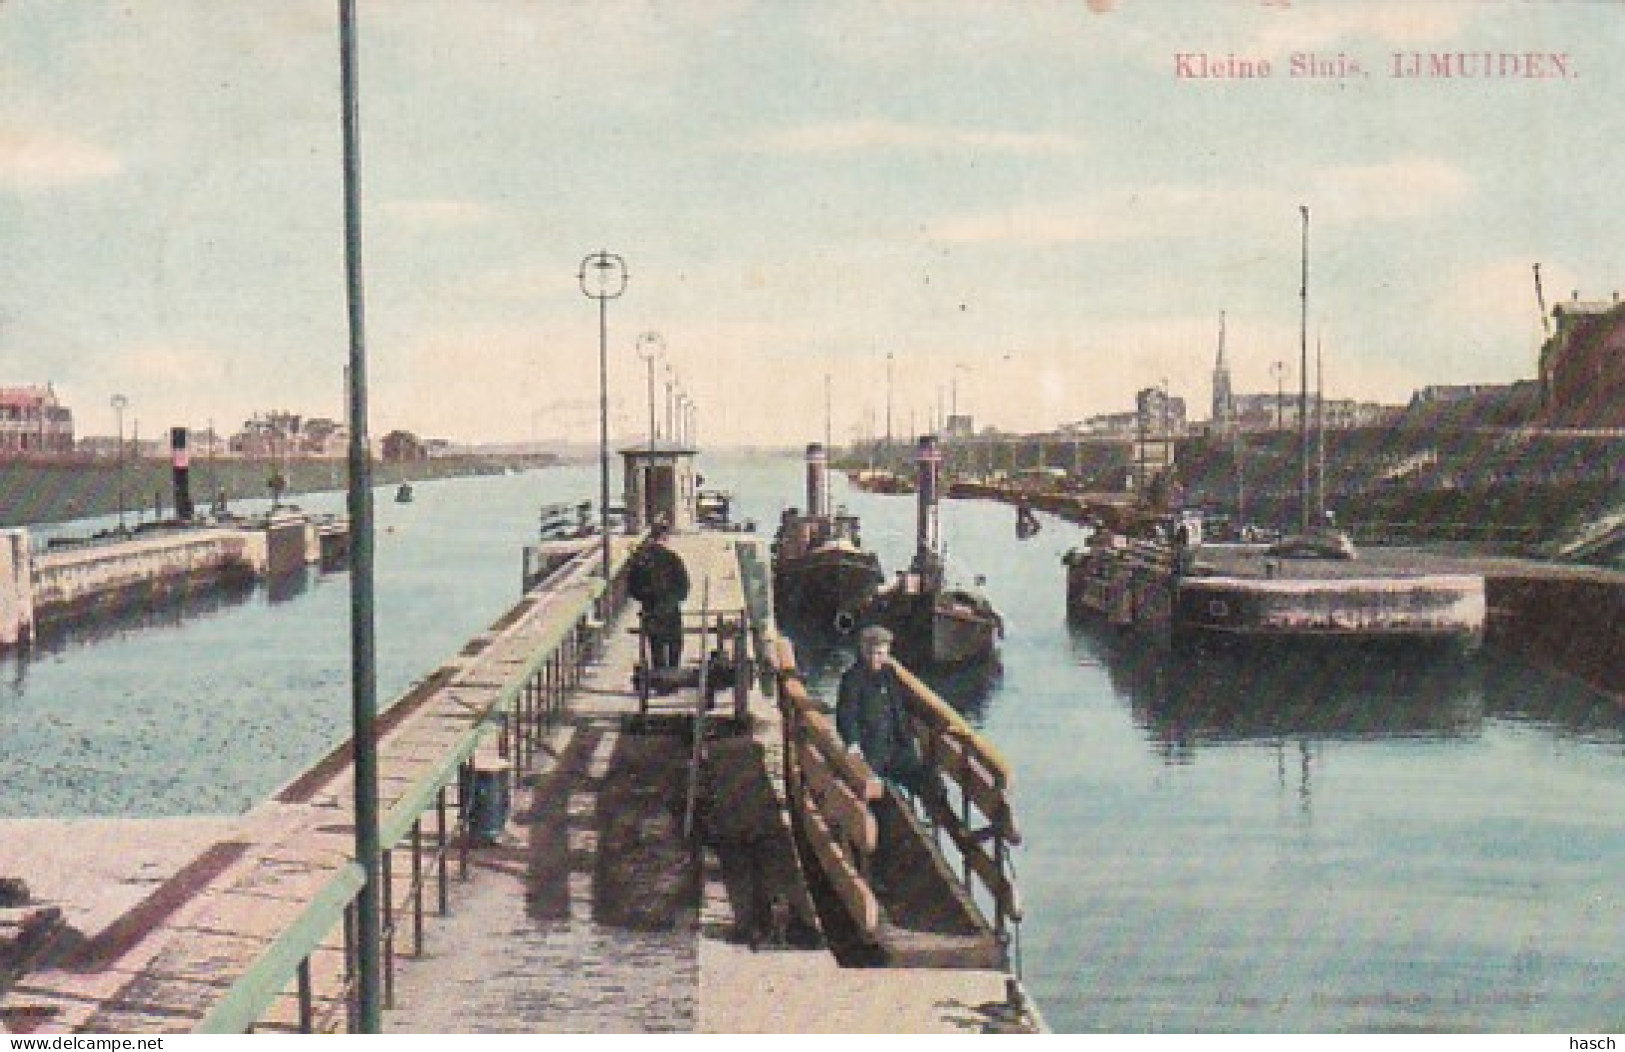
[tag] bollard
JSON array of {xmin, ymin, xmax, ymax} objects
[{"xmin": 458, "ymin": 756, "xmax": 512, "ymax": 846}]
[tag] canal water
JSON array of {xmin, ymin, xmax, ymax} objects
[{"xmin": 3, "ymin": 455, "xmax": 1622, "ymax": 1033}]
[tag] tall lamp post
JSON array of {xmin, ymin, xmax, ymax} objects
[
  {"xmin": 664, "ymin": 364, "xmax": 676, "ymax": 443},
  {"xmin": 337, "ymin": 0, "xmax": 382, "ymax": 1030},
  {"xmin": 110, "ymin": 394, "xmax": 129, "ymax": 533},
  {"xmin": 580, "ymin": 251, "xmax": 627, "ymax": 581},
  {"xmin": 636, "ymin": 332, "xmax": 664, "ymax": 449}
]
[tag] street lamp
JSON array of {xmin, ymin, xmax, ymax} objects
[
  {"xmin": 580, "ymin": 250, "xmax": 627, "ymax": 581},
  {"xmin": 664, "ymin": 364, "xmax": 676, "ymax": 443},
  {"xmin": 337, "ymin": 0, "xmax": 383, "ymax": 1028},
  {"xmin": 110, "ymin": 394, "xmax": 129, "ymax": 533},
  {"xmin": 636, "ymin": 331, "xmax": 664, "ymax": 450}
]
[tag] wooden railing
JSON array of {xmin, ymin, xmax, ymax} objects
[
  {"xmin": 775, "ymin": 648, "xmax": 884, "ymax": 939},
  {"xmin": 888, "ymin": 661, "xmax": 1023, "ymax": 941},
  {"xmin": 772, "ymin": 639, "xmax": 1022, "ymax": 957}
]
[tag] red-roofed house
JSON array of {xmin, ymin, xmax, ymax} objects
[{"xmin": 0, "ymin": 384, "xmax": 74, "ymax": 455}]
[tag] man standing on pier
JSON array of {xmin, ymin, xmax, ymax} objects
[
  {"xmin": 629, "ymin": 518, "xmax": 690, "ymax": 669},
  {"xmin": 837, "ymin": 626, "xmax": 923, "ymax": 796}
]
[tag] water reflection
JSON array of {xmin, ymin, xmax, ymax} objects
[
  {"xmin": 266, "ymin": 566, "xmax": 316, "ymax": 605},
  {"xmin": 1478, "ymin": 652, "xmax": 1625, "ymax": 744},
  {"xmin": 20, "ymin": 578, "xmax": 260, "ymax": 660},
  {"xmin": 1068, "ymin": 619, "xmax": 1490, "ymax": 758}
]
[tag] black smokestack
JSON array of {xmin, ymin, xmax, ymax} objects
[
  {"xmin": 170, "ymin": 427, "xmax": 194, "ymax": 520},
  {"xmin": 805, "ymin": 442, "xmax": 829, "ymax": 519},
  {"xmin": 915, "ymin": 433, "xmax": 940, "ymax": 560}
]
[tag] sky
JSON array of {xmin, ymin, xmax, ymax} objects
[{"xmin": 2, "ymin": 0, "xmax": 1623, "ymax": 448}]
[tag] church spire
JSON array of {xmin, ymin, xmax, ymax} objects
[{"xmin": 1211, "ymin": 310, "xmax": 1234, "ymax": 433}]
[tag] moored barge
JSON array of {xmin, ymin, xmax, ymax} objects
[{"xmin": 1065, "ymin": 528, "xmax": 1486, "ymax": 650}]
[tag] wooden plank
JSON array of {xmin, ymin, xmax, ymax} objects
[
  {"xmin": 931, "ymin": 733, "xmax": 1020, "ymax": 845},
  {"xmin": 797, "ymin": 738, "xmax": 877, "ymax": 856},
  {"xmin": 798, "ymin": 708, "xmax": 883, "ymax": 802},
  {"xmin": 800, "ymin": 808, "xmax": 880, "ymax": 940},
  {"xmin": 773, "ymin": 635, "xmax": 799, "ymax": 674},
  {"xmin": 917, "ymin": 789, "xmax": 1022, "ymax": 923},
  {"xmin": 890, "ymin": 661, "xmax": 1013, "ymax": 787},
  {"xmin": 779, "ymin": 676, "xmax": 829, "ymax": 721}
]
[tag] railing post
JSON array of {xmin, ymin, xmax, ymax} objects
[
  {"xmin": 411, "ymin": 819, "xmax": 425, "ymax": 956},
  {"xmin": 342, "ymin": 903, "xmax": 358, "ymax": 1034},
  {"xmin": 296, "ymin": 958, "xmax": 314, "ymax": 1034},
  {"xmin": 436, "ymin": 784, "xmax": 449, "ymax": 915},
  {"xmin": 456, "ymin": 760, "xmax": 472, "ymax": 880},
  {"xmin": 381, "ymin": 848, "xmax": 395, "ymax": 1009}
]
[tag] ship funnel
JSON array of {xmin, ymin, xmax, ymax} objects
[
  {"xmin": 170, "ymin": 426, "xmax": 194, "ymax": 521},
  {"xmin": 805, "ymin": 442, "xmax": 829, "ymax": 519},
  {"xmin": 915, "ymin": 434, "xmax": 941, "ymax": 562}
]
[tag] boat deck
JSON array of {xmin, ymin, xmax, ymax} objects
[{"xmin": 1193, "ymin": 543, "xmax": 1624, "ymax": 582}]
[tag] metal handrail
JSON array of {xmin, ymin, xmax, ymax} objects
[
  {"xmin": 194, "ymin": 863, "xmax": 367, "ymax": 1033},
  {"xmin": 197, "ymin": 541, "xmax": 637, "ymax": 1033}
]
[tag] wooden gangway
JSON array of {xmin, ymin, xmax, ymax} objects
[{"xmin": 768, "ymin": 639, "xmax": 1023, "ymax": 973}]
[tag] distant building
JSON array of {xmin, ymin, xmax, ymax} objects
[
  {"xmin": 381, "ymin": 430, "xmax": 428, "ymax": 462},
  {"xmin": 1135, "ymin": 387, "xmax": 1186, "ymax": 435},
  {"xmin": 1229, "ymin": 391, "xmax": 1399, "ymax": 432},
  {"xmin": 1078, "ymin": 410, "xmax": 1142, "ymax": 437},
  {"xmin": 1400, "ymin": 381, "xmax": 1541, "ymax": 431},
  {"xmin": 0, "ymin": 384, "xmax": 74, "ymax": 455},
  {"xmin": 231, "ymin": 411, "xmax": 349, "ymax": 457},
  {"xmin": 1412, "ymin": 384, "xmax": 1504, "ymax": 405},
  {"xmin": 943, "ymin": 414, "xmax": 975, "ymax": 440},
  {"xmin": 1539, "ymin": 292, "xmax": 1625, "ymax": 427}
]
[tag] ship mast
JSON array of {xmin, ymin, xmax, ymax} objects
[
  {"xmin": 1316, "ymin": 330, "xmax": 1326, "ymax": 525},
  {"xmin": 1298, "ymin": 205, "xmax": 1311, "ymax": 536},
  {"xmin": 1533, "ymin": 262, "xmax": 1551, "ymax": 337},
  {"xmin": 1219, "ymin": 311, "xmax": 1247, "ymax": 528}
]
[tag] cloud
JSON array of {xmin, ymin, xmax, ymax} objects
[
  {"xmin": 1251, "ymin": 2, "xmax": 1477, "ymax": 53},
  {"xmin": 379, "ymin": 198, "xmax": 500, "ymax": 230},
  {"xmin": 1308, "ymin": 158, "xmax": 1471, "ymax": 221},
  {"xmin": 755, "ymin": 119, "xmax": 1081, "ymax": 156},
  {"xmin": 931, "ymin": 185, "xmax": 1255, "ymax": 245},
  {"xmin": 933, "ymin": 157, "xmax": 1471, "ymax": 245},
  {"xmin": 0, "ymin": 129, "xmax": 121, "ymax": 190},
  {"xmin": 1431, "ymin": 258, "xmax": 1568, "ymax": 344}
]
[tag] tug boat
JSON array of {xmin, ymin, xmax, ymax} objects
[
  {"xmin": 855, "ymin": 435, "xmax": 1002, "ymax": 668},
  {"xmin": 773, "ymin": 443, "xmax": 885, "ymax": 634}
]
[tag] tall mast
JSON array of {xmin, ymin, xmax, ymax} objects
[
  {"xmin": 1220, "ymin": 311, "xmax": 1246, "ymax": 527},
  {"xmin": 885, "ymin": 351, "xmax": 894, "ymax": 449},
  {"xmin": 1533, "ymin": 263, "xmax": 1551, "ymax": 337},
  {"xmin": 1298, "ymin": 205, "xmax": 1311, "ymax": 536},
  {"xmin": 1316, "ymin": 330, "xmax": 1326, "ymax": 525},
  {"xmin": 823, "ymin": 373, "xmax": 832, "ymax": 453}
]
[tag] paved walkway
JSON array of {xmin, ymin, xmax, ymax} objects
[
  {"xmin": 384, "ymin": 533, "xmax": 1026, "ymax": 1033},
  {"xmin": 3, "ymin": 532, "xmax": 1031, "ymax": 1034}
]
